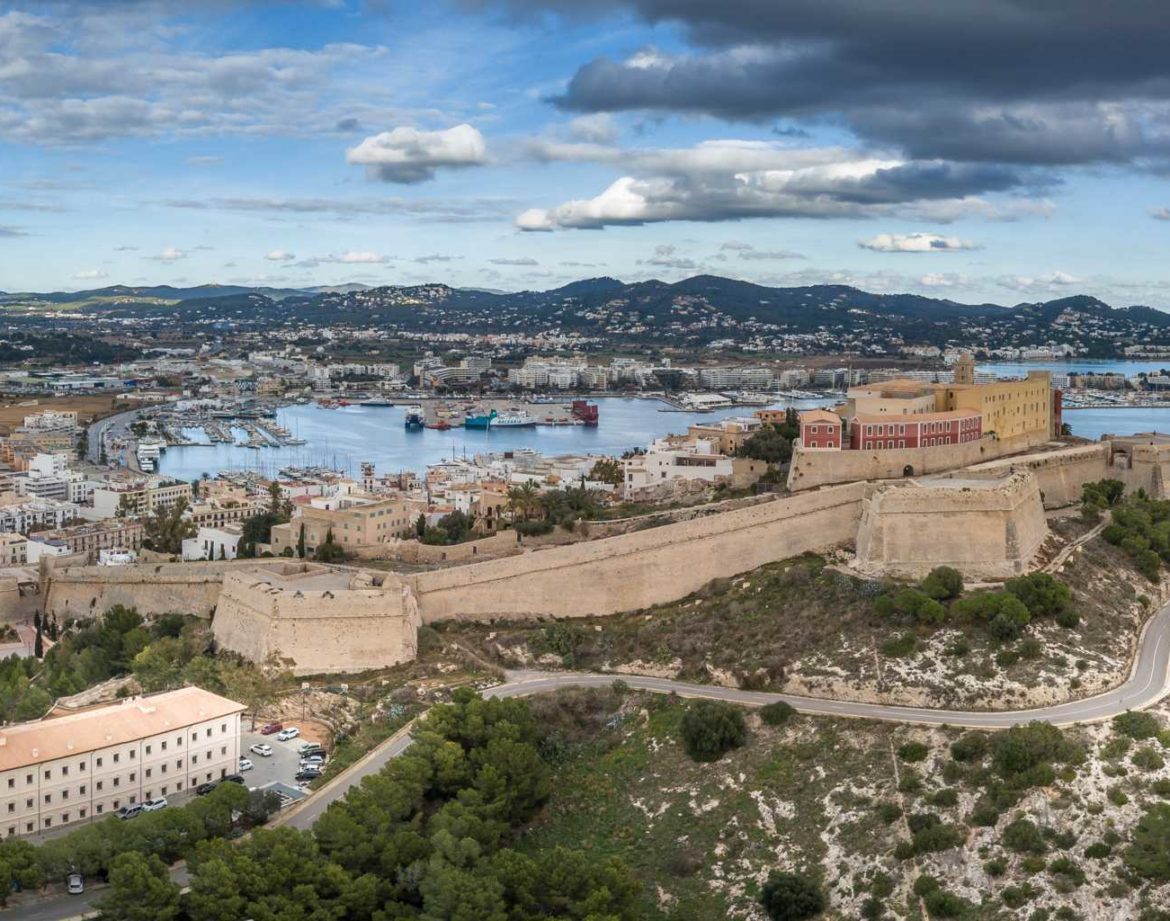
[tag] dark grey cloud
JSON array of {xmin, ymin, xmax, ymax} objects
[{"xmin": 482, "ymin": 0, "xmax": 1170, "ymax": 167}]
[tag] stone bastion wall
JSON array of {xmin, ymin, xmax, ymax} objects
[
  {"xmin": 405, "ymin": 481, "xmax": 868, "ymax": 623},
  {"xmin": 786, "ymin": 430, "xmax": 1051, "ymax": 493},
  {"xmin": 854, "ymin": 469, "xmax": 1050, "ymax": 581}
]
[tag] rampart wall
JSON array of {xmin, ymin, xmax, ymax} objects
[
  {"xmin": 211, "ymin": 569, "xmax": 419, "ymax": 676},
  {"xmin": 967, "ymin": 443, "xmax": 1112, "ymax": 508},
  {"xmin": 786, "ymin": 430, "xmax": 1050, "ymax": 492},
  {"xmin": 407, "ymin": 482, "xmax": 867, "ymax": 623}
]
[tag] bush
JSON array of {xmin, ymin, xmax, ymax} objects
[
  {"xmin": 910, "ymin": 821, "xmax": 965, "ymax": 855},
  {"xmin": 913, "ymin": 874, "xmax": 940, "ymax": 896},
  {"xmin": 760, "ymin": 871, "xmax": 827, "ymax": 921},
  {"xmin": 1048, "ymin": 856, "xmax": 1086, "ymax": 887},
  {"xmin": 1004, "ymin": 572, "xmax": 1072, "ymax": 619},
  {"xmin": 984, "ymin": 857, "xmax": 1007, "ymax": 877},
  {"xmin": 969, "ymin": 800, "xmax": 1000, "ymax": 827},
  {"xmin": 759, "ymin": 701, "xmax": 797, "ymax": 727},
  {"xmin": 1084, "ymin": 841, "xmax": 1111, "ymax": 859},
  {"xmin": 929, "ymin": 788, "xmax": 959, "ymax": 808},
  {"xmin": 922, "ymin": 566, "xmax": 964, "ymax": 601},
  {"xmin": 875, "ymin": 801, "xmax": 903, "ymax": 824},
  {"xmin": 1127, "ymin": 804, "xmax": 1170, "ymax": 880},
  {"xmin": 992, "ymin": 722, "xmax": 1075, "ymax": 783},
  {"xmin": 1133, "ymin": 745, "xmax": 1165, "ymax": 771},
  {"xmin": 951, "ymin": 731, "xmax": 990, "ymax": 763},
  {"xmin": 889, "ymin": 588, "xmax": 947, "ymax": 625},
  {"xmin": 897, "ymin": 741, "xmax": 930, "ymax": 763},
  {"xmin": 678, "ymin": 700, "xmax": 747, "ymax": 762},
  {"xmin": 1002, "ymin": 818, "xmax": 1047, "ymax": 854},
  {"xmin": 1001, "ymin": 884, "xmax": 1037, "ymax": 908},
  {"xmin": 1114, "ymin": 710, "xmax": 1162, "ymax": 740},
  {"xmin": 880, "ymin": 633, "xmax": 918, "ymax": 657},
  {"xmin": 953, "ymin": 591, "xmax": 1032, "ymax": 641},
  {"xmin": 1109, "ymin": 786, "xmax": 1129, "ymax": 806},
  {"xmin": 1055, "ymin": 609, "xmax": 1081, "ymax": 629},
  {"xmin": 923, "ymin": 889, "xmax": 967, "ymax": 918}
]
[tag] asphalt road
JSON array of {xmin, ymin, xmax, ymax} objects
[
  {"xmin": 83, "ymin": 407, "xmax": 142, "ymax": 465},
  {"xmin": 15, "ymin": 597, "xmax": 1170, "ymax": 919}
]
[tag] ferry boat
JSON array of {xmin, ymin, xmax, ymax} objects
[
  {"xmin": 403, "ymin": 405, "xmax": 425, "ymax": 430},
  {"xmin": 360, "ymin": 398, "xmax": 394, "ymax": 407},
  {"xmin": 492, "ymin": 410, "xmax": 536, "ymax": 428},
  {"xmin": 464, "ymin": 409, "xmax": 497, "ymax": 429},
  {"xmin": 570, "ymin": 400, "xmax": 599, "ymax": 426}
]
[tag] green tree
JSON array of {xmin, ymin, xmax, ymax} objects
[
  {"xmin": 761, "ymin": 871, "xmax": 827, "ymax": 921},
  {"xmin": 313, "ymin": 527, "xmax": 347, "ymax": 563},
  {"xmin": 296, "ymin": 522, "xmax": 306, "ymax": 559},
  {"xmin": 1004, "ymin": 572, "xmax": 1071, "ymax": 618},
  {"xmin": 921, "ymin": 566, "xmax": 964, "ymax": 601},
  {"xmin": 737, "ymin": 424, "xmax": 794, "ymax": 464},
  {"xmin": 96, "ymin": 852, "xmax": 181, "ymax": 921},
  {"xmin": 142, "ymin": 498, "xmax": 195, "ymax": 555},
  {"xmin": 679, "ymin": 700, "xmax": 747, "ymax": 762},
  {"xmin": 1127, "ymin": 803, "xmax": 1170, "ymax": 881},
  {"xmin": 588, "ymin": 457, "xmax": 624, "ymax": 486},
  {"xmin": 0, "ymin": 839, "xmax": 41, "ymax": 906}
]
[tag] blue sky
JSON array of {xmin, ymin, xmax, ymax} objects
[{"xmin": 3, "ymin": 0, "xmax": 1170, "ymax": 306}]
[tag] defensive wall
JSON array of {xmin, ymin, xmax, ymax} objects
[
  {"xmin": 43, "ymin": 559, "xmax": 290, "ymax": 621},
  {"xmin": 967, "ymin": 443, "xmax": 1112, "ymax": 508},
  {"xmin": 405, "ymin": 482, "xmax": 867, "ymax": 623},
  {"xmin": 786, "ymin": 430, "xmax": 1051, "ymax": 493},
  {"xmin": 211, "ymin": 565, "xmax": 419, "ymax": 676},
  {"xmin": 854, "ymin": 469, "xmax": 1050, "ymax": 581}
]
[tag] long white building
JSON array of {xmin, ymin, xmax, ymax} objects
[{"xmin": 0, "ymin": 687, "xmax": 244, "ymax": 838}]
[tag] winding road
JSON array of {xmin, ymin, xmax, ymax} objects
[{"xmin": 15, "ymin": 597, "xmax": 1170, "ymax": 920}]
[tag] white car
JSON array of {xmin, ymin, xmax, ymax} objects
[
  {"xmin": 250, "ymin": 742, "xmax": 273, "ymax": 757},
  {"xmin": 142, "ymin": 797, "xmax": 168, "ymax": 812},
  {"xmin": 276, "ymin": 727, "xmax": 300, "ymax": 741},
  {"xmin": 238, "ymin": 757, "xmax": 254, "ymax": 772},
  {"xmin": 298, "ymin": 757, "xmax": 324, "ymax": 770},
  {"xmin": 67, "ymin": 873, "xmax": 84, "ymax": 895}
]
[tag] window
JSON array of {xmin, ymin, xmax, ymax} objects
[
  {"xmin": 6, "ymin": 804, "xmax": 11, "ymax": 815},
  {"xmin": 6, "ymin": 779, "xmax": 11, "ymax": 790},
  {"xmin": 191, "ymin": 732, "xmax": 197, "ymax": 742},
  {"xmin": 61, "ymin": 790, "xmax": 68, "ymax": 801},
  {"xmin": 80, "ymin": 785, "xmax": 85, "ymax": 795},
  {"xmin": 146, "ymin": 769, "xmax": 152, "ymax": 778},
  {"xmin": 113, "ymin": 778, "xmax": 120, "ymax": 788},
  {"xmin": 192, "ymin": 754, "xmax": 198, "ymax": 765},
  {"xmin": 96, "ymin": 805, "xmax": 103, "ymax": 815},
  {"xmin": 62, "ymin": 766, "xmax": 68, "ymax": 777},
  {"xmin": 79, "ymin": 762, "xmax": 85, "ymax": 771},
  {"xmin": 61, "ymin": 813, "xmax": 69, "ymax": 823},
  {"xmin": 96, "ymin": 758, "xmax": 102, "ymax": 769},
  {"xmin": 24, "ymin": 823, "xmax": 32, "ymax": 833},
  {"xmin": 79, "ymin": 809, "xmax": 85, "ymax": 819},
  {"xmin": 206, "ymin": 728, "xmax": 212, "ymax": 738},
  {"xmin": 42, "ymin": 818, "xmax": 50, "ymax": 829},
  {"xmin": 129, "ymin": 772, "xmax": 136, "ymax": 783},
  {"xmin": 96, "ymin": 781, "xmax": 103, "ymax": 791},
  {"xmin": 43, "ymin": 770, "xmax": 50, "ymax": 781},
  {"xmin": 113, "ymin": 754, "xmax": 120, "ymax": 764},
  {"xmin": 129, "ymin": 750, "xmax": 135, "ymax": 759},
  {"xmin": 161, "ymin": 741, "xmax": 167, "ymax": 751},
  {"xmin": 145, "ymin": 744, "xmax": 151, "ymax": 755},
  {"xmin": 24, "ymin": 774, "xmax": 31, "ymax": 785},
  {"xmin": 43, "ymin": 794, "xmax": 50, "ymax": 804},
  {"xmin": 220, "ymin": 747, "xmax": 226, "ymax": 756},
  {"xmin": 175, "ymin": 760, "xmax": 181, "ymax": 770}
]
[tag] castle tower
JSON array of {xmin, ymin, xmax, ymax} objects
[{"xmin": 953, "ymin": 353, "xmax": 975, "ymax": 386}]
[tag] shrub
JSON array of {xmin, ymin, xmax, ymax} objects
[
  {"xmin": 968, "ymin": 800, "xmax": 1000, "ymax": 827},
  {"xmin": 1005, "ymin": 572, "xmax": 1072, "ymax": 618},
  {"xmin": 898, "ymin": 741, "xmax": 930, "ymax": 763},
  {"xmin": 992, "ymin": 722, "xmax": 1074, "ymax": 782},
  {"xmin": 1114, "ymin": 710, "xmax": 1162, "ymax": 740},
  {"xmin": 1152, "ymin": 778, "xmax": 1170, "ymax": 796},
  {"xmin": 1084, "ymin": 841, "xmax": 1111, "ymax": 859},
  {"xmin": 952, "ymin": 591, "xmax": 1032, "ymax": 641},
  {"xmin": 679, "ymin": 700, "xmax": 747, "ymax": 762},
  {"xmin": 922, "ymin": 566, "xmax": 964, "ymax": 601},
  {"xmin": 1048, "ymin": 856, "xmax": 1086, "ymax": 887},
  {"xmin": 1018, "ymin": 637, "xmax": 1043, "ymax": 659},
  {"xmin": 880, "ymin": 633, "xmax": 918, "ymax": 657},
  {"xmin": 923, "ymin": 889, "xmax": 967, "ymax": 918},
  {"xmin": 1001, "ymin": 883, "xmax": 1037, "ymax": 908},
  {"xmin": 875, "ymin": 801, "xmax": 903, "ymax": 824},
  {"xmin": 759, "ymin": 701, "xmax": 797, "ymax": 727},
  {"xmin": 890, "ymin": 588, "xmax": 947, "ymax": 625},
  {"xmin": 1109, "ymin": 786, "xmax": 1129, "ymax": 806},
  {"xmin": 760, "ymin": 871, "xmax": 827, "ymax": 921},
  {"xmin": 1055, "ymin": 609, "xmax": 1081, "ymax": 629},
  {"xmin": 929, "ymin": 788, "xmax": 959, "ymax": 808},
  {"xmin": 1002, "ymin": 818, "xmax": 1047, "ymax": 855},
  {"xmin": 984, "ymin": 857, "xmax": 1007, "ymax": 877},
  {"xmin": 912, "ymin": 874, "xmax": 940, "ymax": 896},
  {"xmin": 1133, "ymin": 745, "xmax": 1166, "ymax": 771},
  {"xmin": 1127, "ymin": 804, "xmax": 1170, "ymax": 880},
  {"xmin": 951, "ymin": 731, "xmax": 990, "ymax": 763},
  {"xmin": 910, "ymin": 821, "xmax": 965, "ymax": 855}
]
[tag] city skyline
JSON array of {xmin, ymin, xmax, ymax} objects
[{"xmin": 3, "ymin": 1, "xmax": 1170, "ymax": 307}]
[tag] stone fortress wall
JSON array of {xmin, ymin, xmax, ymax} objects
[
  {"xmin": 405, "ymin": 482, "xmax": 868, "ymax": 623},
  {"xmin": 33, "ymin": 436, "xmax": 1170, "ymax": 675},
  {"xmin": 855, "ymin": 469, "xmax": 1050, "ymax": 581}
]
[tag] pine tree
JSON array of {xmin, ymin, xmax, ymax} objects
[{"xmin": 296, "ymin": 523, "xmax": 306, "ymax": 559}]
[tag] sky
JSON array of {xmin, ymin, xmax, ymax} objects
[{"xmin": 3, "ymin": 0, "xmax": 1170, "ymax": 306}]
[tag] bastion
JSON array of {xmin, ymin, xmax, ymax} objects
[
  {"xmin": 854, "ymin": 469, "xmax": 1050, "ymax": 581},
  {"xmin": 210, "ymin": 562, "xmax": 419, "ymax": 676}
]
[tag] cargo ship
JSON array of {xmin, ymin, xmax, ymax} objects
[
  {"xmin": 403, "ymin": 405, "xmax": 425, "ymax": 430},
  {"xmin": 570, "ymin": 400, "xmax": 599, "ymax": 426},
  {"xmin": 464, "ymin": 409, "xmax": 497, "ymax": 429}
]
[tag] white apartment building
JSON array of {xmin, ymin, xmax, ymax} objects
[
  {"xmin": 0, "ymin": 498, "xmax": 78, "ymax": 534},
  {"xmin": 181, "ymin": 524, "xmax": 243, "ymax": 562},
  {"xmin": 92, "ymin": 481, "xmax": 192, "ymax": 519},
  {"xmin": 622, "ymin": 439, "xmax": 737, "ymax": 499},
  {"xmin": 0, "ymin": 687, "xmax": 244, "ymax": 838},
  {"xmin": 697, "ymin": 367, "xmax": 776, "ymax": 390}
]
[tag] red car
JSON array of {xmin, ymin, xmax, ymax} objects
[{"xmin": 259, "ymin": 722, "xmax": 283, "ymax": 735}]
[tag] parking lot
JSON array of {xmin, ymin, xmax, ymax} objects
[{"xmin": 241, "ymin": 727, "xmax": 321, "ymax": 792}]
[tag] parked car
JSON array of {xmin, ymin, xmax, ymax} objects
[
  {"xmin": 223, "ymin": 774, "xmax": 246, "ymax": 785},
  {"xmin": 298, "ymin": 759, "xmax": 324, "ymax": 771},
  {"xmin": 116, "ymin": 804, "xmax": 144, "ymax": 821},
  {"xmin": 142, "ymin": 797, "xmax": 168, "ymax": 812},
  {"xmin": 295, "ymin": 768, "xmax": 321, "ymax": 782},
  {"xmin": 276, "ymin": 727, "xmax": 300, "ymax": 741},
  {"xmin": 298, "ymin": 742, "xmax": 326, "ymax": 757},
  {"xmin": 238, "ymin": 757, "xmax": 254, "ymax": 772},
  {"xmin": 260, "ymin": 722, "xmax": 283, "ymax": 735},
  {"xmin": 67, "ymin": 873, "xmax": 84, "ymax": 895},
  {"xmin": 250, "ymin": 742, "xmax": 273, "ymax": 757},
  {"xmin": 195, "ymin": 782, "xmax": 218, "ymax": 796}
]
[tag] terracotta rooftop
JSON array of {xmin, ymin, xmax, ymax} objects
[
  {"xmin": 0, "ymin": 687, "xmax": 245, "ymax": 772},
  {"xmin": 799, "ymin": 410, "xmax": 843, "ymax": 424}
]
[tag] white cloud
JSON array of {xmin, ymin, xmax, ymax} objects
[
  {"xmin": 1152, "ymin": 207, "xmax": 1170, "ymax": 221},
  {"xmin": 568, "ymin": 113, "xmax": 618, "ymax": 144},
  {"xmin": 265, "ymin": 250, "xmax": 296, "ymax": 262},
  {"xmin": 146, "ymin": 246, "xmax": 186, "ymax": 262},
  {"xmin": 71, "ymin": 269, "xmax": 108, "ymax": 280},
  {"xmin": 858, "ymin": 232, "xmax": 978, "ymax": 252},
  {"xmin": 346, "ymin": 124, "xmax": 487, "ymax": 183},
  {"xmin": 488, "ymin": 257, "xmax": 539, "ymax": 266},
  {"xmin": 997, "ymin": 271, "xmax": 1084, "ymax": 292}
]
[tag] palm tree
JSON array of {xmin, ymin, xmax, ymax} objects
[{"xmin": 506, "ymin": 481, "xmax": 539, "ymax": 522}]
